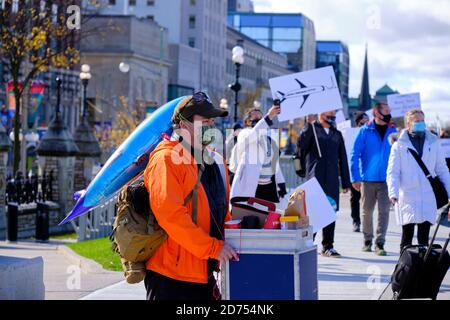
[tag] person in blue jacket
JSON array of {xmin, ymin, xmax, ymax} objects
[{"xmin": 350, "ymin": 102, "xmax": 397, "ymax": 256}]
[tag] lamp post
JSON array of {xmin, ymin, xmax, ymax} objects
[
  {"xmin": 79, "ymin": 64, "xmax": 91, "ymax": 119},
  {"xmin": 229, "ymin": 42, "xmax": 244, "ymax": 123}
]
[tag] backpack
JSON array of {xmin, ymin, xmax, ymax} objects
[{"xmin": 110, "ymin": 166, "xmax": 205, "ymax": 284}]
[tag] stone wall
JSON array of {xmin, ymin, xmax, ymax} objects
[
  {"xmin": 74, "ymin": 157, "xmax": 86, "ymax": 193},
  {"xmin": 1, "ymin": 202, "xmax": 74, "ymax": 239}
]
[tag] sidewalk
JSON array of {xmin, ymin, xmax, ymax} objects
[
  {"xmin": 82, "ymin": 193, "xmax": 450, "ymax": 300},
  {"xmin": 0, "ymin": 240, "xmax": 123, "ymax": 300},
  {"xmin": 1, "ymin": 193, "xmax": 448, "ymax": 300}
]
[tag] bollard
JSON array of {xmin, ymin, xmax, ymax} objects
[
  {"xmin": 7, "ymin": 202, "xmax": 18, "ymax": 242},
  {"xmin": 35, "ymin": 202, "xmax": 49, "ymax": 241}
]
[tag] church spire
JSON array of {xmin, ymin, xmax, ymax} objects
[{"xmin": 359, "ymin": 44, "xmax": 371, "ymax": 110}]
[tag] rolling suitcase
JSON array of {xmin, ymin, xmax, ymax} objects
[{"xmin": 390, "ymin": 220, "xmax": 450, "ymax": 300}]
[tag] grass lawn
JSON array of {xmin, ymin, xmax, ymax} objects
[{"xmin": 66, "ymin": 237, "xmax": 122, "ymax": 272}]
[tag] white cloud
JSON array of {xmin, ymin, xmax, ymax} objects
[{"xmin": 252, "ymin": 0, "xmax": 450, "ymax": 123}]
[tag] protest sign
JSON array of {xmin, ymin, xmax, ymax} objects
[
  {"xmin": 336, "ymin": 110, "xmax": 346, "ymax": 124},
  {"xmin": 387, "ymin": 93, "xmax": 421, "ymax": 118},
  {"xmin": 269, "ymin": 66, "xmax": 343, "ymax": 122},
  {"xmin": 440, "ymin": 139, "xmax": 450, "ymax": 159},
  {"xmin": 337, "ymin": 120, "xmax": 352, "ymax": 132},
  {"xmin": 293, "ymin": 177, "xmax": 337, "ymax": 233}
]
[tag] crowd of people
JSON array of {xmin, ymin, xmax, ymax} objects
[{"xmin": 141, "ymin": 92, "xmax": 450, "ymax": 300}]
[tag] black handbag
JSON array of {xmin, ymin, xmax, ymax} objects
[{"xmin": 408, "ymin": 148, "xmax": 449, "ymax": 209}]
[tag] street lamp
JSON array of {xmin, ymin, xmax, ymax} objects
[
  {"xmin": 229, "ymin": 41, "xmax": 244, "ymax": 123},
  {"xmin": 79, "ymin": 64, "xmax": 92, "ymax": 119},
  {"xmin": 119, "ymin": 61, "xmax": 130, "ymax": 73}
]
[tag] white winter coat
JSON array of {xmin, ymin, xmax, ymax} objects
[
  {"xmin": 387, "ymin": 129, "xmax": 450, "ymax": 225},
  {"xmin": 229, "ymin": 118, "xmax": 285, "ymax": 199}
]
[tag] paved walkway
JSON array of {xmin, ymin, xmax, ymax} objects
[
  {"xmin": 1, "ymin": 193, "xmax": 449, "ymax": 300},
  {"xmin": 82, "ymin": 193, "xmax": 450, "ymax": 300},
  {"xmin": 0, "ymin": 240, "xmax": 123, "ymax": 300}
]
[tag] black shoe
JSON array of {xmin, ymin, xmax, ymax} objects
[
  {"xmin": 362, "ymin": 241, "xmax": 372, "ymax": 252},
  {"xmin": 321, "ymin": 248, "xmax": 341, "ymax": 258},
  {"xmin": 375, "ymin": 243, "xmax": 387, "ymax": 256},
  {"xmin": 353, "ymin": 222, "xmax": 361, "ymax": 232}
]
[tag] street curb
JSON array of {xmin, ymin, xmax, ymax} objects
[{"xmin": 57, "ymin": 245, "xmax": 121, "ymax": 275}]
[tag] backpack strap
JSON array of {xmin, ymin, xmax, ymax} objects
[{"xmin": 183, "ymin": 164, "xmax": 205, "ymax": 224}]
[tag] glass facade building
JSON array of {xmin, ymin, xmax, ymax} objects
[
  {"xmin": 227, "ymin": 12, "xmax": 316, "ymax": 72},
  {"xmin": 316, "ymin": 41, "xmax": 350, "ymax": 114}
]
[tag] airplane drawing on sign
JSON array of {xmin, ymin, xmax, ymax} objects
[{"xmin": 275, "ymin": 76, "xmax": 338, "ymax": 109}]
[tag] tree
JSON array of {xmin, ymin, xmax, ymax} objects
[
  {"xmin": 96, "ymin": 96, "xmax": 141, "ymax": 157},
  {"xmin": 0, "ymin": 1, "xmax": 101, "ymax": 175},
  {"xmin": 239, "ymin": 86, "xmax": 263, "ymax": 119}
]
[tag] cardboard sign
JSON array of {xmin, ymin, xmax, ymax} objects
[
  {"xmin": 289, "ymin": 177, "xmax": 337, "ymax": 233},
  {"xmin": 269, "ymin": 66, "xmax": 343, "ymax": 122},
  {"xmin": 440, "ymin": 139, "xmax": 450, "ymax": 159},
  {"xmin": 387, "ymin": 93, "xmax": 421, "ymax": 118}
]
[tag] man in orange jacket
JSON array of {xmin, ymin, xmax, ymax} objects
[{"xmin": 143, "ymin": 92, "xmax": 239, "ymax": 300}]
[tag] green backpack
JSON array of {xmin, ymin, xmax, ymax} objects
[{"xmin": 110, "ymin": 166, "xmax": 204, "ymax": 284}]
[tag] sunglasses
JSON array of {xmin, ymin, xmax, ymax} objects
[{"xmin": 181, "ymin": 91, "xmax": 212, "ymax": 110}]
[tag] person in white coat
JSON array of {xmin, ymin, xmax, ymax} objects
[
  {"xmin": 387, "ymin": 109, "xmax": 450, "ymax": 251},
  {"xmin": 229, "ymin": 105, "xmax": 286, "ymax": 203}
]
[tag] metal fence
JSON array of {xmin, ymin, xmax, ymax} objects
[
  {"xmin": 73, "ymin": 196, "xmax": 117, "ymax": 242},
  {"xmin": 279, "ymin": 155, "xmax": 304, "ymax": 191},
  {"xmin": 74, "ymin": 156, "xmax": 301, "ymax": 241}
]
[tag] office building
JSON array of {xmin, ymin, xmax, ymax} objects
[
  {"xmin": 96, "ymin": 0, "xmax": 228, "ymax": 102},
  {"xmin": 226, "ymin": 26, "xmax": 291, "ymax": 119},
  {"xmin": 227, "ymin": 12, "xmax": 316, "ymax": 72},
  {"xmin": 228, "ymin": 0, "xmax": 254, "ymax": 12},
  {"xmin": 316, "ymin": 41, "xmax": 350, "ymax": 115}
]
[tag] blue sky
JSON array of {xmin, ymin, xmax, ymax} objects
[{"xmin": 253, "ymin": 0, "xmax": 450, "ymax": 125}]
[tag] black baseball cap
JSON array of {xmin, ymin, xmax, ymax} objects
[{"xmin": 172, "ymin": 92, "xmax": 229, "ymax": 124}]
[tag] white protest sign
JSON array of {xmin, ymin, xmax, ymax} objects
[
  {"xmin": 336, "ymin": 110, "xmax": 346, "ymax": 124},
  {"xmin": 269, "ymin": 66, "xmax": 343, "ymax": 122},
  {"xmin": 440, "ymin": 139, "xmax": 450, "ymax": 159},
  {"xmin": 387, "ymin": 93, "xmax": 421, "ymax": 118},
  {"xmin": 297, "ymin": 177, "xmax": 336, "ymax": 233},
  {"xmin": 342, "ymin": 127, "xmax": 360, "ymax": 170},
  {"xmin": 337, "ymin": 120, "xmax": 352, "ymax": 132}
]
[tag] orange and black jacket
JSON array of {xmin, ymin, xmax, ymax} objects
[{"xmin": 144, "ymin": 140, "xmax": 231, "ymax": 284}]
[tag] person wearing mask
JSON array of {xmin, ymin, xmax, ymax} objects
[
  {"xmin": 350, "ymin": 112, "xmax": 370, "ymax": 232},
  {"xmin": 143, "ymin": 93, "xmax": 238, "ymax": 300},
  {"xmin": 387, "ymin": 109, "xmax": 450, "ymax": 251},
  {"xmin": 230, "ymin": 106, "xmax": 286, "ymax": 203},
  {"xmin": 298, "ymin": 110, "xmax": 352, "ymax": 257},
  {"xmin": 350, "ymin": 103, "xmax": 397, "ymax": 256}
]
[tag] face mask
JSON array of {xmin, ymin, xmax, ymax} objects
[
  {"xmin": 379, "ymin": 113, "xmax": 392, "ymax": 124},
  {"xmin": 200, "ymin": 124, "xmax": 216, "ymax": 146},
  {"xmin": 412, "ymin": 121, "xmax": 426, "ymax": 134},
  {"xmin": 251, "ymin": 118, "xmax": 261, "ymax": 128},
  {"xmin": 325, "ymin": 116, "xmax": 336, "ymax": 126}
]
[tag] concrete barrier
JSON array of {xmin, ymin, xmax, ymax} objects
[{"xmin": 0, "ymin": 256, "xmax": 45, "ymax": 300}]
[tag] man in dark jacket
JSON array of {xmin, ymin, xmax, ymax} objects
[{"xmin": 298, "ymin": 110, "xmax": 352, "ymax": 257}]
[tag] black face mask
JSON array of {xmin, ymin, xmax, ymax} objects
[
  {"xmin": 379, "ymin": 113, "xmax": 392, "ymax": 124},
  {"xmin": 325, "ymin": 116, "xmax": 337, "ymax": 127},
  {"xmin": 251, "ymin": 118, "xmax": 261, "ymax": 127}
]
